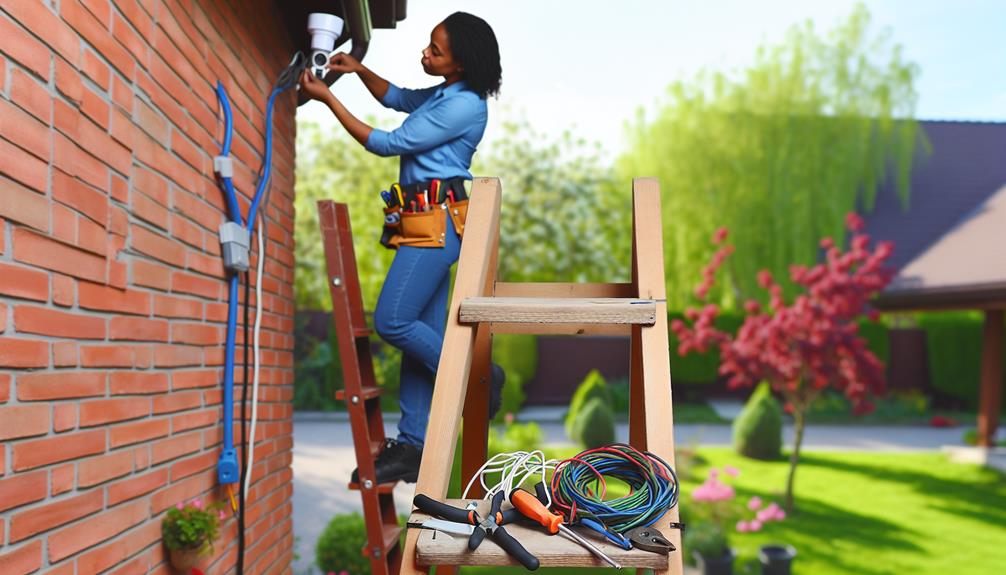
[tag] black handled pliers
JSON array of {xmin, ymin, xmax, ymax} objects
[{"xmin": 413, "ymin": 489, "xmax": 542, "ymax": 570}]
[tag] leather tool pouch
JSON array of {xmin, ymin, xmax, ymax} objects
[{"xmin": 380, "ymin": 194, "xmax": 469, "ymax": 250}]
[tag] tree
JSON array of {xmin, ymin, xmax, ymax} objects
[
  {"xmin": 672, "ymin": 215, "xmax": 894, "ymax": 512},
  {"xmin": 617, "ymin": 4, "xmax": 922, "ymax": 309}
]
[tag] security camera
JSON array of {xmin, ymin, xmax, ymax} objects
[{"xmin": 307, "ymin": 13, "xmax": 345, "ymax": 78}]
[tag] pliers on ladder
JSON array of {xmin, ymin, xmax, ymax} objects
[{"xmin": 413, "ymin": 489, "xmax": 541, "ymax": 570}]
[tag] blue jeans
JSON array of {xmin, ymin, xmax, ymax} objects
[{"xmin": 374, "ymin": 215, "xmax": 461, "ymax": 448}]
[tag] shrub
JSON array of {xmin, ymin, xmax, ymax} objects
[
  {"xmin": 316, "ymin": 513, "xmax": 370, "ymax": 574},
  {"xmin": 489, "ymin": 421, "xmax": 544, "ymax": 454},
  {"xmin": 572, "ymin": 397, "xmax": 616, "ymax": 448},
  {"xmin": 492, "ymin": 335, "xmax": 538, "ymax": 421},
  {"xmin": 917, "ymin": 312, "xmax": 1006, "ymax": 409},
  {"xmin": 565, "ymin": 370, "xmax": 612, "ymax": 439},
  {"xmin": 732, "ymin": 382, "xmax": 783, "ymax": 460},
  {"xmin": 684, "ymin": 522, "xmax": 728, "ymax": 564}
]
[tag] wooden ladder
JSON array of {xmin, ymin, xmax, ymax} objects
[
  {"xmin": 400, "ymin": 177, "xmax": 684, "ymax": 574},
  {"xmin": 318, "ymin": 201, "xmax": 402, "ymax": 575}
]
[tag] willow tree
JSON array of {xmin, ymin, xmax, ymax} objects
[{"xmin": 617, "ymin": 4, "xmax": 923, "ymax": 309}]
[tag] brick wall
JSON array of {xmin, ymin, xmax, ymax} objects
[{"xmin": 0, "ymin": 1, "xmax": 298, "ymax": 573}]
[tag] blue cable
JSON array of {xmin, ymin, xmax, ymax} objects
[{"xmin": 213, "ymin": 80, "xmax": 293, "ymax": 485}]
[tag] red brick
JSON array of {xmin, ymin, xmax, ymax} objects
[
  {"xmin": 171, "ymin": 322, "xmax": 221, "ymax": 346},
  {"xmin": 109, "ymin": 107, "xmax": 134, "ymax": 149},
  {"xmin": 77, "ymin": 520, "xmax": 161, "ymax": 575},
  {"xmin": 110, "ymin": 74, "xmax": 132, "ymax": 111},
  {"xmin": 81, "ymin": 87, "xmax": 111, "ymax": 130},
  {"xmin": 54, "ymin": 57, "xmax": 84, "ymax": 104},
  {"xmin": 0, "ymin": 136, "xmax": 49, "ymax": 193},
  {"xmin": 111, "ymin": 9, "xmax": 149, "ymax": 68},
  {"xmin": 9, "ymin": 491, "xmax": 103, "ymax": 543},
  {"xmin": 170, "ymin": 130, "xmax": 203, "ymax": 172},
  {"xmin": 153, "ymin": 344, "xmax": 202, "ymax": 367},
  {"xmin": 170, "ymin": 451, "xmax": 216, "ymax": 481},
  {"xmin": 131, "ymin": 259, "xmax": 170, "ymax": 291},
  {"xmin": 0, "ymin": 302, "xmax": 5, "ymax": 332},
  {"xmin": 0, "ymin": 470, "xmax": 47, "ymax": 513},
  {"xmin": 132, "ymin": 165, "xmax": 168, "ymax": 205},
  {"xmin": 152, "ymin": 389, "xmax": 202, "ymax": 415},
  {"xmin": 18, "ymin": 371, "xmax": 105, "ymax": 401},
  {"xmin": 109, "ymin": 371, "xmax": 168, "ymax": 394},
  {"xmin": 80, "ymin": 0, "xmax": 112, "ymax": 26},
  {"xmin": 150, "ymin": 469, "xmax": 216, "ymax": 515},
  {"xmin": 60, "ymin": 0, "xmax": 135, "ymax": 80},
  {"xmin": 0, "ymin": 539, "xmax": 42, "ymax": 575},
  {"xmin": 109, "ymin": 316, "xmax": 169, "ymax": 342},
  {"xmin": 110, "ymin": 173, "xmax": 129, "ymax": 204},
  {"xmin": 0, "ymin": 13, "xmax": 51, "ymax": 77},
  {"xmin": 0, "ymin": 373, "xmax": 9, "ymax": 402},
  {"xmin": 0, "ymin": 337, "xmax": 48, "ymax": 368},
  {"xmin": 132, "ymin": 190, "xmax": 170, "ymax": 229},
  {"xmin": 170, "ymin": 409, "xmax": 217, "ymax": 433},
  {"xmin": 9, "ymin": 68, "xmax": 51, "ymax": 125},
  {"xmin": 12, "ymin": 429, "xmax": 105, "ymax": 471},
  {"xmin": 81, "ymin": 48, "xmax": 111, "ymax": 88},
  {"xmin": 52, "ymin": 202, "xmax": 77, "ymax": 245},
  {"xmin": 186, "ymin": 249, "xmax": 225, "ymax": 279},
  {"xmin": 1, "ymin": 0, "xmax": 80, "ymax": 65},
  {"xmin": 154, "ymin": 294, "xmax": 202, "ymax": 319},
  {"xmin": 47, "ymin": 500, "xmax": 148, "ymax": 563},
  {"xmin": 172, "ymin": 187, "xmax": 221, "ymax": 232},
  {"xmin": 107, "ymin": 468, "xmax": 168, "ymax": 505},
  {"xmin": 13, "ymin": 228, "xmax": 107, "ymax": 284},
  {"xmin": 0, "ymin": 405, "xmax": 50, "ymax": 440},
  {"xmin": 150, "ymin": 431, "xmax": 202, "ymax": 465},
  {"xmin": 53, "ymin": 403, "xmax": 77, "ymax": 432},
  {"xmin": 0, "ymin": 96, "xmax": 50, "ymax": 161},
  {"xmin": 109, "ymin": 418, "xmax": 168, "ymax": 448},
  {"xmin": 52, "ymin": 170, "xmax": 109, "ymax": 226},
  {"xmin": 70, "ymin": 115, "xmax": 131, "ymax": 176},
  {"xmin": 0, "ymin": 262, "xmax": 49, "ymax": 302},
  {"xmin": 79, "ymin": 282, "xmax": 151, "ymax": 315},
  {"xmin": 14, "ymin": 306, "xmax": 106, "ymax": 339},
  {"xmin": 53, "ymin": 274, "xmax": 74, "ymax": 307},
  {"xmin": 171, "ymin": 270, "xmax": 222, "ymax": 300},
  {"xmin": 132, "ymin": 224, "xmax": 185, "ymax": 267},
  {"xmin": 133, "ymin": 344, "xmax": 153, "ymax": 369},
  {"xmin": 78, "ymin": 450, "xmax": 134, "ymax": 487},
  {"xmin": 170, "ymin": 213, "xmax": 203, "ymax": 249},
  {"xmin": 51, "ymin": 464, "xmax": 75, "ymax": 496},
  {"xmin": 53, "ymin": 341, "xmax": 78, "ymax": 367},
  {"xmin": 133, "ymin": 444, "xmax": 149, "ymax": 470},
  {"xmin": 77, "ymin": 215, "xmax": 107, "ymax": 255},
  {"xmin": 80, "ymin": 397, "xmax": 150, "ymax": 427},
  {"xmin": 53, "ymin": 132, "xmax": 109, "ymax": 190},
  {"xmin": 80, "ymin": 345, "xmax": 134, "ymax": 368}
]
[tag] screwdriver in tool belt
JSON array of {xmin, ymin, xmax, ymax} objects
[{"xmin": 509, "ymin": 488, "xmax": 622, "ymax": 569}]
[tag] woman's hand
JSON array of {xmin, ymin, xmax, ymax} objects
[
  {"xmin": 327, "ymin": 52, "xmax": 360, "ymax": 74},
  {"xmin": 299, "ymin": 70, "xmax": 333, "ymax": 103}
]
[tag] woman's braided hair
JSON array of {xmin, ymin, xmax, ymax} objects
[{"xmin": 443, "ymin": 12, "xmax": 502, "ymax": 99}]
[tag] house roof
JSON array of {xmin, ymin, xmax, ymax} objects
[{"xmin": 865, "ymin": 120, "xmax": 1006, "ymax": 311}]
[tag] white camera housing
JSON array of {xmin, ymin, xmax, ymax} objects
[{"xmin": 307, "ymin": 13, "xmax": 345, "ymax": 78}]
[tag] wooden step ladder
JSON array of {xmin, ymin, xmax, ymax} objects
[
  {"xmin": 400, "ymin": 177, "xmax": 684, "ymax": 574},
  {"xmin": 318, "ymin": 201, "xmax": 402, "ymax": 575}
]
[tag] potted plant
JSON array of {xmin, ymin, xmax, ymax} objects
[
  {"xmin": 687, "ymin": 467, "xmax": 788, "ymax": 575},
  {"xmin": 162, "ymin": 499, "xmax": 226, "ymax": 571},
  {"xmin": 759, "ymin": 543, "xmax": 797, "ymax": 575}
]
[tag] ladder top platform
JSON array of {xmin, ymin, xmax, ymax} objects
[
  {"xmin": 410, "ymin": 499, "xmax": 669, "ymax": 570},
  {"xmin": 459, "ymin": 297, "xmax": 658, "ymax": 325}
]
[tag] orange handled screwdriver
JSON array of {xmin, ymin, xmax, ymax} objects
[{"xmin": 510, "ymin": 488, "xmax": 622, "ymax": 569}]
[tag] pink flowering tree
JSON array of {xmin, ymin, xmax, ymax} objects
[{"xmin": 673, "ymin": 214, "xmax": 895, "ymax": 511}]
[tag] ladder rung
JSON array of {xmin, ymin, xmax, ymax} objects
[
  {"xmin": 347, "ymin": 481, "xmax": 397, "ymax": 493},
  {"xmin": 336, "ymin": 386, "xmax": 382, "ymax": 402},
  {"xmin": 379, "ymin": 524, "xmax": 402, "ymax": 553},
  {"xmin": 354, "ymin": 326, "xmax": 372, "ymax": 338},
  {"xmin": 459, "ymin": 297, "xmax": 657, "ymax": 325}
]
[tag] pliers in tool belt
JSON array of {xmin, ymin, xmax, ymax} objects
[{"xmin": 413, "ymin": 490, "xmax": 540, "ymax": 570}]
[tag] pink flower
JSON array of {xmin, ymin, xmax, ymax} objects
[
  {"xmin": 736, "ymin": 521, "xmax": 750, "ymax": 533},
  {"xmin": 504, "ymin": 413, "xmax": 515, "ymax": 425},
  {"xmin": 747, "ymin": 496, "xmax": 762, "ymax": 511},
  {"xmin": 723, "ymin": 466, "xmax": 740, "ymax": 477},
  {"xmin": 713, "ymin": 227, "xmax": 729, "ymax": 244},
  {"xmin": 749, "ymin": 519, "xmax": 763, "ymax": 532},
  {"xmin": 193, "ymin": 499, "xmax": 204, "ymax": 510},
  {"xmin": 340, "ymin": 571, "xmax": 349, "ymax": 575},
  {"xmin": 219, "ymin": 510, "xmax": 227, "ymax": 520},
  {"xmin": 176, "ymin": 502, "xmax": 185, "ymax": 510},
  {"xmin": 845, "ymin": 212, "xmax": 865, "ymax": 232}
]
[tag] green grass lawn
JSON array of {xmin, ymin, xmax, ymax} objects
[{"xmin": 458, "ymin": 449, "xmax": 1006, "ymax": 575}]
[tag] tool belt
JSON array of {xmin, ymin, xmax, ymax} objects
[{"xmin": 380, "ymin": 177, "xmax": 470, "ymax": 249}]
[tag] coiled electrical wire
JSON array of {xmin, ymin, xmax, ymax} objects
[{"xmin": 550, "ymin": 443, "xmax": 678, "ymax": 533}]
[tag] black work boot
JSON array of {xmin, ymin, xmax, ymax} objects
[
  {"xmin": 489, "ymin": 362, "xmax": 505, "ymax": 419},
  {"xmin": 350, "ymin": 439, "xmax": 422, "ymax": 485}
]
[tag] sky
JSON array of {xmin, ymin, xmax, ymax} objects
[{"xmin": 297, "ymin": 0, "xmax": 1006, "ymax": 161}]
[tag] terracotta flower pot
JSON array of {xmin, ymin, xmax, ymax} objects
[{"xmin": 169, "ymin": 547, "xmax": 203, "ymax": 571}]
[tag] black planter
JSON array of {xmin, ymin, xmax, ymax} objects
[
  {"xmin": 694, "ymin": 547, "xmax": 735, "ymax": 575},
  {"xmin": 759, "ymin": 544, "xmax": 797, "ymax": 575}
]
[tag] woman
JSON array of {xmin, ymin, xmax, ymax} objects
[{"xmin": 300, "ymin": 12, "xmax": 503, "ymax": 484}]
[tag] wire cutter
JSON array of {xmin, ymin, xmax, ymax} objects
[{"xmin": 413, "ymin": 490, "xmax": 540, "ymax": 570}]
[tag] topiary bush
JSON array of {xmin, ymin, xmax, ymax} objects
[
  {"xmin": 572, "ymin": 397, "xmax": 616, "ymax": 448},
  {"xmin": 492, "ymin": 335, "xmax": 538, "ymax": 422},
  {"xmin": 732, "ymin": 381, "xmax": 783, "ymax": 460},
  {"xmin": 315, "ymin": 513, "xmax": 370, "ymax": 575},
  {"xmin": 565, "ymin": 369, "xmax": 613, "ymax": 439}
]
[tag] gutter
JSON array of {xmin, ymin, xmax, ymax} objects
[{"xmin": 298, "ymin": 0, "xmax": 372, "ymax": 106}]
